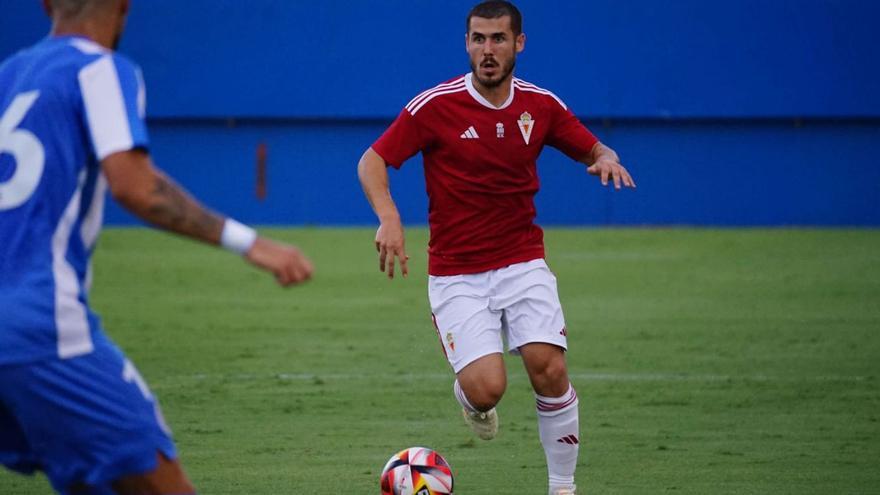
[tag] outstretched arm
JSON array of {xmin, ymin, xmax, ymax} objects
[
  {"xmin": 102, "ymin": 149, "xmax": 313, "ymax": 286},
  {"xmin": 357, "ymin": 147, "xmax": 408, "ymax": 279},
  {"xmin": 581, "ymin": 142, "xmax": 636, "ymax": 190}
]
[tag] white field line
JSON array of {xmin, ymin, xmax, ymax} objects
[{"xmin": 169, "ymin": 372, "xmax": 872, "ymax": 384}]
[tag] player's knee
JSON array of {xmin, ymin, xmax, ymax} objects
[
  {"xmin": 468, "ymin": 377, "xmax": 506, "ymax": 410},
  {"xmin": 531, "ymin": 356, "xmax": 569, "ymax": 395},
  {"xmin": 543, "ymin": 356, "xmax": 568, "ymax": 383}
]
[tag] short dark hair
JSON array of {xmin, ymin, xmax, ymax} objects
[{"xmin": 466, "ymin": 1, "xmax": 523, "ymax": 37}]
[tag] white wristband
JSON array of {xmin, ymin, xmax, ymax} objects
[{"xmin": 220, "ymin": 219, "xmax": 257, "ymax": 255}]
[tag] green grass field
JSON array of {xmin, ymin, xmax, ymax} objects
[{"xmin": 2, "ymin": 228, "xmax": 879, "ymax": 494}]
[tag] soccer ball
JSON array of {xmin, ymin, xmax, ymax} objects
[{"xmin": 380, "ymin": 446, "xmax": 454, "ymax": 495}]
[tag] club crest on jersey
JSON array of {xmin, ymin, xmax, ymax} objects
[
  {"xmin": 496, "ymin": 122, "xmax": 505, "ymax": 138},
  {"xmin": 518, "ymin": 111, "xmax": 534, "ymax": 145}
]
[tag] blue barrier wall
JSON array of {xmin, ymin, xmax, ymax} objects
[
  {"xmin": 100, "ymin": 119, "xmax": 880, "ymax": 227},
  {"xmin": 2, "ymin": 0, "xmax": 879, "ymax": 225}
]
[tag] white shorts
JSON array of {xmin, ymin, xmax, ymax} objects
[{"xmin": 428, "ymin": 258, "xmax": 567, "ymax": 373}]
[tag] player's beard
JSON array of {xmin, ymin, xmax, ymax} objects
[{"xmin": 471, "ymin": 57, "xmax": 516, "ymax": 89}]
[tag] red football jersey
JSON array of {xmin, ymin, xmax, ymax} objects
[{"xmin": 372, "ymin": 73, "xmax": 598, "ymax": 276}]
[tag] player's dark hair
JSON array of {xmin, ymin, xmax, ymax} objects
[{"xmin": 467, "ymin": 1, "xmax": 523, "ymax": 37}]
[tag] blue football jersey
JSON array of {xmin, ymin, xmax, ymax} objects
[{"xmin": 0, "ymin": 36, "xmax": 148, "ymax": 365}]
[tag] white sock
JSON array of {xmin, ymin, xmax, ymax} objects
[
  {"xmin": 453, "ymin": 379, "xmax": 480, "ymax": 413},
  {"xmin": 536, "ymin": 383, "xmax": 579, "ymax": 488}
]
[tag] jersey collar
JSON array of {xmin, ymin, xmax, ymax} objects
[{"xmin": 465, "ymin": 73, "xmax": 515, "ymax": 110}]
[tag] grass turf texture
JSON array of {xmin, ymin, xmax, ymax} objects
[{"xmin": 2, "ymin": 228, "xmax": 878, "ymax": 494}]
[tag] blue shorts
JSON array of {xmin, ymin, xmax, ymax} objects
[{"xmin": 0, "ymin": 332, "xmax": 177, "ymax": 494}]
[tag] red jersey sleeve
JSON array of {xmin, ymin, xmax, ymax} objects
[
  {"xmin": 371, "ymin": 109, "xmax": 428, "ymax": 169},
  {"xmin": 546, "ymin": 104, "xmax": 599, "ymax": 162}
]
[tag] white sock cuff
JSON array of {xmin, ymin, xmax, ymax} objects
[
  {"xmin": 535, "ymin": 383, "xmax": 578, "ymax": 416},
  {"xmin": 454, "ymin": 379, "xmax": 479, "ymax": 413}
]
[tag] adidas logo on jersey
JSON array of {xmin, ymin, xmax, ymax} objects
[{"xmin": 460, "ymin": 126, "xmax": 479, "ymax": 139}]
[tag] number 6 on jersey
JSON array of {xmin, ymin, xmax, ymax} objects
[{"xmin": 0, "ymin": 91, "xmax": 45, "ymax": 211}]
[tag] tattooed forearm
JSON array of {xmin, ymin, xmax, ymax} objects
[{"xmin": 145, "ymin": 173, "xmax": 224, "ymax": 243}]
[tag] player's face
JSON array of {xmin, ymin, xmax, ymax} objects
[{"xmin": 466, "ymin": 16, "xmax": 525, "ymax": 89}]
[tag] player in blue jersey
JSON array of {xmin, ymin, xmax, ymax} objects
[{"xmin": 0, "ymin": 1, "xmax": 314, "ymax": 493}]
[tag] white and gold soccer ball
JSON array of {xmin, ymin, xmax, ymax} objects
[{"xmin": 380, "ymin": 447, "xmax": 454, "ymax": 495}]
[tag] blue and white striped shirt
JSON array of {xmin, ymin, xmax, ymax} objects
[{"xmin": 0, "ymin": 35, "xmax": 148, "ymax": 364}]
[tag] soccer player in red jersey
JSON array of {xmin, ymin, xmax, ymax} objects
[{"xmin": 358, "ymin": 2, "xmax": 635, "ymax": 494}]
